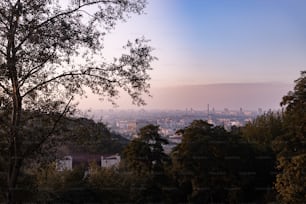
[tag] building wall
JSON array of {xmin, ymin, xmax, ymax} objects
[
  {"xmin": 101, "ymin": 155, "xmax": 121, "ymax": 168},
  {"xmin": 56, "ymin": 155, "xmax": 73, "ymax": 171}
]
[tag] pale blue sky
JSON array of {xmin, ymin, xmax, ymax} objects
[
  {"xmin": 80, "ymin": 0, "xmax": 306, "ymax": 110},
  {"xmin": 103, "ymin": 0, "xmax": 306, "ymax": 86}
]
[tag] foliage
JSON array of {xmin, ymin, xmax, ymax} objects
[
  {"xmin": 1, "ymin": 114, "xmax": 129, "ymax": 202},
  {"xmin": 34, "ymin": 163, "xmax": 96, "ymax": 203},
  {"xmin": 88, "ymin": 163, "xmax": 133, "ymax": 203},
  {"xmin": 60, "ymin": 117, "xmax": 129, "ymax": 155},
  {"xmin": 34, "ymin": 158, "xmax": 171, "ymax": 203},
  {"xmin": 0, "ymin": 120, "xmax": 281, "ymax": 203},
  {"xmin": 171, "ymin": 120, "xmax": 276, "ymax": 203},
  {"xmin": 275, "ymin": 154, "xmax": 306, "ymax": 203},
  {"xmin": 273, "ymin": 71, "xmax": 306, "ymax": 203},
  {"xmin": 0, "ymin": 0, "xmax": 154, "ymax": 202},
  {"xmin": 123, "ymin": 124, "xmax": 170, "ymax": 175},
  {"xmin": 0, "ymin": 110, "xmax": 72, "ymax": 202},
  {"xmin": 122, "ymin": 124, "xmax": 172, "ymax": 203},
  {"xmin": 0, "ymin": 167, "xmax": 37, "ymax": 203},
  {"xmin": 122, "ymin": 138, "xmax": 152, "ymax": 175},
  {"xmin": 242, "ymin": 110, "xmax": 284, "ymax": 147}
]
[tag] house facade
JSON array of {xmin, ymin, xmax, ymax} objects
[
  {"xmin": 56, "ymin": 154, "xmax": 121, "ymax": 171},
  {"xmin": 101, "ymin": 154, "xmax": 121, "ymax": 168},
  {"xmin": 56, "ymin": 155, "xmax": 73, "ymax": 171}
]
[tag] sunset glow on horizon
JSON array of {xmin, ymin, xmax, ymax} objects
[{"xmin": 80, "ymin": 0, "xmax": 306, "ymax": 110}]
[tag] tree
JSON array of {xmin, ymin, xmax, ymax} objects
[
  {"xmin": 122, "ymin": 138, "xmax": 152, "ymax": 175},
  {"xmin": 242, "ymin": 110, "xmax": 284, "ymax": 148},
  {"xmin": 87, "ymin": 163, "xmax": 131, "ymax": 203},
  {"xmin": 60, "ymin": 117, "xmax": 129, "ymax": 155},
  {"xmin": 138, "ymin": 124, "xmax": 170, "ymax": 173},
  {"xmin": 0, "ymin": 0, "xmax": 154, "ymax": 202},
  {"xmin": 122, "ymin": 124, "xmax": 171, "ymax": 203},
  {"xmin": 123, "ymin": 124, "xmax": 169, "ymax": 175},
  {"xmin": 35, "ymin": 162, "xmax": 97, "ymax": 203},
  {"xmin": 273, "ymin": 71, "xmax": 306, "ymax": 203},
  {"xmin": 171, "ymin": 120, "xmax": 275, "ymax": 203}
]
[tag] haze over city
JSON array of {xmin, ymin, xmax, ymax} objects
[
  {"xmin": 78, "ymin": 0, "xmax": 305, "ymax": 110},
  {"xmin": 79, "ymin": 82, "xmax": 292, "ymax": 110}
]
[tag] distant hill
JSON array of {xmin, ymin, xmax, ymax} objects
[{"xmin": 57, "ymin": 117, "xmax": 129, "ymax": 157}]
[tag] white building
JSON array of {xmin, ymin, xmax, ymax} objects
[
  {"xmin": 56, "ymin": 155, "xmax": 73, "ymax": 171},
  {"xmin": 56, "ymin": 154, "xmax": 121, "ymax": 171},
  {"xmin": 101, "ymin": 154, "xmax": 121, "ymax": 168}
]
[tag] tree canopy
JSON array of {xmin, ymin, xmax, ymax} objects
[
  {"xmin": 0, "ymin": 0, "xmax": 154, "ymax": 202},
  {"xmin": 172, "ymin": 120, "xmax": 275, "ymax": 203},
  {"xmin": 242, "ymin": 110, "xmax": 284, "ymax": 148},
  {"xmin": 123, "ymin": 124, "xmax": 170, "ymax": 176},
  {"xmin": 273, "ymin": 71, "xmax": 306, "ymax": 203},
  {"xmin": 122, "ymin": 125, "xmax": 171, "ymax": 203}
]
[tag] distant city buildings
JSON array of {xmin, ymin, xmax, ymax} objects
[
  {"xmin": 56, "ymin": 108, "xmax": 264, "ymax": 172},
  {"xmin": 92, "ymin": 108, "xmax": 261, "ymax": 140}
]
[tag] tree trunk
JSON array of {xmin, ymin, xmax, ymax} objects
[
  {"xmin": 7, "ymin": 71, "xmax": 23, "ymax": 204},
  {"xmin": 6, "ymin": 8, "xmax": 23, "ymax": 200}
]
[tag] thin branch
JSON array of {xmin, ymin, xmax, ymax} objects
[
  {"xmin": 0, "ymin": 82, "xmax": 11, "ymax": 95},
  {"xmin": 78, "ymin": 9, "xmax": 95, "ymax": 18},
  {"xmin": 0, "ymin": 17, "xmax": 9, "ymax": 30},
  {"xmin": 18, "ymin": 51, "xmax": 57, "ymax": 87},
  {"xmin": 15, "ymin": 0, "xmax": 116, "ymax": 51},
  {"xmin": 21, "ymin": 72, "xmax": 78, "ymax": 97},
  {"xmin": 0, "ymin": 7, "xmax": 8, "ymax": 22},
  {"xmin": 21, "ymin": 71, "xmax": 116, "ymax": 98},
  {"xmin": 0, "ymin": 46, "xmax": 7, "ymax": 57},
  {"xmin": 22, "ymin": 97, "xmax": 73, "ymax": 159}
]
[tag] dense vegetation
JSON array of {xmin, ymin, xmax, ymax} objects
[
  {"xmin": 0, "ymin": 0, "xmax": 153, "ymax": 202},
  {"xmin": 2, "ymin": 71, "xmax": 305, "ymax": 203},
  {"xmin": 0, "ymin": 118, "xmax": 283, "ymax": 203}
]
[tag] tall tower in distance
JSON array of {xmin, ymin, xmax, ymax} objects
[{"xmin": 207, "ymin": 104, "xmax": 213, "ymax": 124}]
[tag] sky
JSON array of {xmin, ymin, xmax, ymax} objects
[{"xmin": 79, "ymin": 0, "xmax": 306, "ymax": 110}]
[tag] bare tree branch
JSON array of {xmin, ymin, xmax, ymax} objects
[
  {"xmin": 18, "ymin": 51, "xmax": 57, "ymax": 87},
  {"xmin": 15, "ymin": 0, "xmax": 118, "ymax": 51},
  {"xmin": 21, "ymin": 71, "xmax": 117, "ymax": 98},
  {"xmin": 0, "ymin": 82, "xmax": 11, "ymax": 95}
]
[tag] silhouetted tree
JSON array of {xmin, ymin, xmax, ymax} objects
[
  {"xmin": 122, "ymin": 124, "xmax": 171, "ymax": 203},
  {"xmin": 35, "ymin": 163, "xmax": 97, "ymax": 203},
  {"xmin": 61, "ymin": 117, "xmax": 128, "ymax": 155},
  {"xmin": 0, "ymin": 0, "xmax": 154, "ymax": 202},
  {"xmin": 123, "ymin": 125, "xmax": 169, "ymax": 175},
  {"xmin": 242, "ymin": 110, "xmax": 284, "ymax": 147},
  {"xmin": 172, "ymin": 120, "xmax": 275, "ymax": 203},
  {"xmin": 87, "ymin": 163, "xmax": 131, "ymax": 203},
  {"xmin": 273, "ymin": 71, "xmax": 306, "ymax": 203},
  {"xmin": 122, "ymin": 138, "xmax": 152, "ymax": 175}
]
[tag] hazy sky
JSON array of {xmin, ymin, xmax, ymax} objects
[
  {"xmin": 102, "ymin": 0, "xmax": 306, "ymax": 85},
  {"xmin": 79, "ymin": 0, "xmax": 306, "ymax": 110}
]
